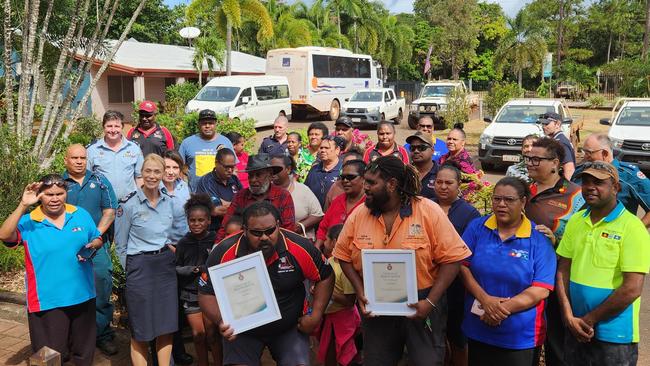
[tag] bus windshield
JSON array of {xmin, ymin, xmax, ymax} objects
[
  {"xmin": 421, "ymin": 85, "xmax": 454, "ymax": 97},
  {"xmin": 350, "ymin": 92, "xmax": 382, "ymax": 102},
  {"xmin": 194, "ymin": 86, "xmax": 240, "ymax": 102}
]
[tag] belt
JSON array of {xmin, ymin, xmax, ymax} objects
[{"xmin": 138, "ymin": 245, "xmax": 169, "ymax": 256}]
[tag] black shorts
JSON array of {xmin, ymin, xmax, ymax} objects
[
  {"xmin": 181, "ymin": 300, "xmax": 201, "ymax": 315},
  {"xmin": 222, "ymin": 327, "xmax": 310, "ymax": 366},
  {"xmin": 565, "ymin": 335, "xmax": 638, "ymax": 366},
  {"xmin": 467, "ymin": 339, "xmax": 540, "ymax": 366}
]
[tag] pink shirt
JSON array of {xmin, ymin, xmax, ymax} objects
[{"xmin": 236, "ymin": 152, "xmax": 249, "ymax": 188}]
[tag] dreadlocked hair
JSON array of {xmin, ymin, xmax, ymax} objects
[{"xmin": 367, "ymin": 156, "xmax": 421, "ymax": 206}]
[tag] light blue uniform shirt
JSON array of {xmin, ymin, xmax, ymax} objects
[
  {"xmin": 114, "ymin": 189, "xmax": 173, "ymax": 268},
  {"xmin": 87, "ymin": 137, "xmax": 144, "ymax": 200},
  {"xmin": 178, "ymin": 134, "xmax": 235, "ymax": 191},
  {"xmin": 161, "ymin": 179, "xmax": 190, "ymax": 244}
]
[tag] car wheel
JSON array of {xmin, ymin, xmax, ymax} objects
[
  {"xmin": 328, "ymin": 99, "xmax": 340, "ymax": 121},
  {"xmin": 393, "ymin": 109, "xmax": 403, "ymax": 124},
  {"xmin": 481, "ymin": 161, "xmax": 496, "ymax": 171}
]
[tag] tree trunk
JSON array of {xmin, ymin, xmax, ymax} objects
[
  {"xmin": 16, "ymin": 0, "xmax": 41, "ymax": 141},
  {"xmin": 606, "ymin": 31, "xmax": 612, "ymax": 63},
  {"xmin": 2, "ymin": 0, "xmax": 15, "ymax": 130},
  {"xmin": 641, "ymin": 0, "xmax": 650, "ymax": 61},
  {"xmin": 337, "ymin": 9, "xmax": 342, "ymax": 48},
  {"xmin": 226, "ymin": 19, "xmax": 232, "ymax": 76},
  {"xmin": 518, "ymin": 69, "xmax": 523, "ymax": 87},
  {"xmin": 556, "ymin": 0, "xmax": 564, "ymax": 77}
]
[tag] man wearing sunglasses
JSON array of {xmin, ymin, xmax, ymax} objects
[
  {"xmin": 407, "ymin": 131, "xmax": 439, "ymax": 200},
  {"xmin": 571, "ymin": 133, "xmax": 650, "ymax": 228},
  {"xmin": 199, "ymin": 201, "xmax": 334, "ymax": 366},
  {"xmin": 404, "ymin": 117, "xmax": 448, "ymax": 163},
  {"xmin": 127, "ymin": 100, "xmax": 175, "ymax": 157}
]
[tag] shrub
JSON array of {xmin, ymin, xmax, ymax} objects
[
  {"xmin": 441, "ymin": 87, "xmax": 470, "ymax": 129},
  {"xmin": 289, "ymin": 128, "xmax": 309, "ymax": 148},
  {"xmin": 587, "ymin": 95, "xmax": 606, "ymax": 108},
  {"xmin": 165, "ymin": 82, "xmax": 201, "ymax": 115},
  {"xmin": 217, "ymin": 117, "xmax": 257, "ymax": 154},
  {"xmin": 484, "ymin": 82, "xmax": 525, "ymax": 117}
]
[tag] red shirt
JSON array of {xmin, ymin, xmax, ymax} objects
[
  {"xmin": 316, "ymin": 193, "xmax": 365, "ymax": 241},
  {"xmin": 216, "ymin": 184, "xmax": 296, "ymax": 242},
  {"xmin": 236, "ymin": 151, "xmax": 249, "ymax": 189}
]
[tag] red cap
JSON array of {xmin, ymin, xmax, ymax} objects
[{"xmin": 138, "ymin": 100, "xmax": 157, "ymax": 113}]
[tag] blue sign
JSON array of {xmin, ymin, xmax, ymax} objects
[
  {"xmin": 543, "ymin": 53, "xmax": 553, "ymax": 78},
  {"xmin": 282, "ymin": 57, "xmax": 290, "ymax": 67}
]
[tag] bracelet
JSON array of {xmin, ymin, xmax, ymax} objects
[{"xmin": 425, "ymin": 297, "xmax": 438, "ymax": 310}]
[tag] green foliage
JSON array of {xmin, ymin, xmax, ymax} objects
[
  {"xmin": 107, "ymin": 0, "xmax": 185, "ymax": 44},
  {"xmin": 49, "ymin": 116, "xmax": 104, "ymax": 174},
  {"xmin": 484, "ymin": 82, "xmax": 525, "ymax": 116},
  {"xmin": 587, "ymin": 95, "xmax": 606, "ymax": 108},
  {"xmin": 536, "ymin": 80, "xmax": 552, "ymax": 98},
  {"xmin": 602, "ymin": 59, "xmax": 650, "ymax": 97},
  {"xmin": 216, "ymin": 117, "xmax": 257, "ymax": 154},
  {"xmin": 165, "ymin": 82, "xmax": 201, "ymax": 115},
  {"xmin": 468, "ymin": 51, "xmax": 499, "ymax": 81},
  {"xmin": 559, "ymin": 61, "xmax": 596, "ymax": 92},
  {"xmin": 441, "ymin": 87, "xmax": 470, "ymax": 128},
  {"xmin": 289, "ymin": 128, "xmax": 309, "ymax": 148},
  {"xmin": 0, "ymin": 246, "xmax": 24, "ymax": 272}
]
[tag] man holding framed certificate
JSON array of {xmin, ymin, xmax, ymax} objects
[
  {"xmin": 198, "ymin": 201, "xmax": 334, "ymax": 366},
  {"xmin": 334, "ymin": 156, "xmax": 472, "ymax": 366}
]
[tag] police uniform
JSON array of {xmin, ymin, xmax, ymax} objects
[
  {"xmin": 63, "ymin": 170, "xmax": 117, "ymax": 345},
  {"xmin": 114, "ymin": 190, "xmax": 178, "ymax": 342},
  {"xmin": 258, "ymin": 135, "xmax": 289, "ymax": 156},
  {"xmin": 572, "ymin": 159, "xmax": 650, "ymax": 216},
  {"xmin": 86, "ymin": 137, "xmax": 144, "ymax": 200}
]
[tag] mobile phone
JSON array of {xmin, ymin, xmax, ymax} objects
[{"xmin": 77, "ymin": 246, "xmax": 97, "ymax": 260}]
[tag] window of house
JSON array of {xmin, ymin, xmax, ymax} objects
[{"xmin": 107, "ymin": 76, "xmax": 134, "ymax": 103}]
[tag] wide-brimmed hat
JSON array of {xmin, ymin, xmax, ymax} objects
[{"xmin": 243, "ymin": 154, "xmax": 283, "ymax": 174}]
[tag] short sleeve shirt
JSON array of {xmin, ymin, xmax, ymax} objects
[
  {"xmin": 316, "ymin": 193, "xmax": 365, "ymax": 241},
  {"xmin": 199, "ymin": 230, "xmax": 332, "ymax": 337},
  {"xmin": 291, "ymin": 182, "xmax": 324, "ymax": 239},
  {"xmin": 258, "ymin": 135, "xmax": 289, "ymax": 156},
  {"xmin": 64, "ymin": 170, "xmax": 118, "ymax": 225},
  {"xmin": 333, "ymin": 198, "xmax": 471, "ymax": 290},
  {"xmin": 127, "ymin": 124, "xmax": 175, "ymax": 157},
  {"xmin": 6, "ymin": 205, "xmax": 101, "ymax": 312},
  {"xmin": 86, "ymin": 137, "xmax": 144, "ymax": 200},
  {"xmin": 552, "ymin": 131, "xmax": 576, "ymax": 165},
  {"xmin": 161, "ymin": 180, "xmax": 191, "ymax": 244},
  {"xmin": 178, "ymin": 134, "xmax": 235, "ymax": 191},
  {"xmin": 419, "ymin": 164, "xmax": 439, "ymax": 200},
  {"xmin": 325, "ymin": 258, "xmax": 356, "ymax": 314},
  {"xmin": 525, "ymin": 178, "xmax": 584, "ymax": 241},
  {"xmin": 363, "ymin": 143, "xmax": 410, "ymax": 164},
  {"xmin": 304, "ymin": 160, "xmax": 343, "ymax": 209},
  {"xmin": 461, "ymin": 215, "xmax": 556, "ymax": 349},
  {"xmin": 557, "ymin": 203, "xmax": 650, "ymax": 343}
]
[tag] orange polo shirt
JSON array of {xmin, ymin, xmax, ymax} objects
[{"xmin": 333, "ymin": 198, "xmax": 472, "ymax": 290}]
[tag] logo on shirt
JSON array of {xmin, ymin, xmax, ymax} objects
[
  {"xmin": 638, "ymin": 171, "xmax": 647, "ymax": 180},
  {"xmin": 409, "ymin": 224, "xmax": 423, "ymax": 236},
  {"xmin": 546, "ymin": 200, "xmax": 568, "ymax": 210},
  {"xmin": 601, "ymin": 232, "xmax": 622, "ymax": 240},
  {"xmin": 90, "ymin": 183, "xmax": 96, "ymax": 189},
  {"xmin": 427, "ymin": 179, "xmax": 435, "ymax": 189},
  {"xmin": 509, "ymin": 249, "xmax": 529, "ymax": 260},
  {"xmin": 71, "ymin": 227, "xmax": 84, "ymax": 232},
  {"xmin": 278, "ymin": 256, "xmax": 295, "ymax": 273},
  {"xmin": 124, "ymin": 151, "xmax": 136, "ymax": 158},
  {"xmin": 154, "ymin": 130, "xmax": 163, "ymax": 139},
  {"xmin": 116, "ymin": 207, "xmax": 123, "ymax": 217},
  {"xmin": 198, "ymin": 273, "xmax": 209, "ymax": 287}
]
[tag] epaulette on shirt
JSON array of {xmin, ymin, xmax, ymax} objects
[{"xmin": 118, "ymin": 191, "xmax": 137, "ymax": 204}]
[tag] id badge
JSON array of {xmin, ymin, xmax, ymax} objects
[{"xmin": 470, "ymin": 298, "xmax": 485, "ymax": 316}]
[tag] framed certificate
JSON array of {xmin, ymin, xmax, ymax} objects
[
  {"xmin": 361, "ymin": 249, "xmax": 418, "ymax": 316},
  {"xmin": 208, "ymin": 251, "xmax": 281, "ymax": 334}
]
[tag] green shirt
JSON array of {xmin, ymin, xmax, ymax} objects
[{"xmin": 295, "ymin": 148, "xmax": 316, "ymax": 183}]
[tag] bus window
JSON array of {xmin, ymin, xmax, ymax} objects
[
  {"xmin": 359, "ymin": 58, "xmax": 371, "ymax": 78},
  {"xmin": 313, "ymin": 55, "xmax": 329, "ymax": 77}
]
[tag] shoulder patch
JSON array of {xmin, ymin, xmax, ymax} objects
[
  {"xmin": 638, "ymin": 171, "xmax": 647, "ymax": 180},
  {"xmin": 118, "ymin": 191, "xmax": 137, "ymax": 203}
]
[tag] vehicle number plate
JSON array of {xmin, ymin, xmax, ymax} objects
[
  {"xmin": 502, "ymin": 155, "xmax": 520, "ymax": 162},
  {"xmin": 351, "ymin": 118, "xmax": 361, "ymax": 123}
]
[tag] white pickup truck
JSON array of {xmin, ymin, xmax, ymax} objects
[
  {"xmin": 408, "ymin": 80, "xmax": 478, "ymax": 129},
  {"xmin": 600, "ymin": 98, "xmax": 650, "ymax": 172},
  {"xmin": 341, "ymin": 88, "xmax": 405, "ymax": 126}
]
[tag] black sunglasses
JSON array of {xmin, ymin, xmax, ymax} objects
[
  {"xmin": 139, "ymin": 112, "xmax": 155, "ymax": 118},
  {"xmin": 410, "ymin": 144, "xmax": 431, "ymax": 152},
  {"xmin": 340, "ymin": 173, "xmax": 360, "ymax": 181},
  {"xmin": 247, "ymin": 225, "xmax": 277, "ymax": 238},
  {"xmin": 42, "ymin": 178, "xmax": 67, "ymax": 188}
]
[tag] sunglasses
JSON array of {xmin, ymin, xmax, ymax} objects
[
  {"xmin": 41, "ymin": 178, "xmax": 67, "ymax": 188},
  {"xmin": 410, "ymin": 144, "xmax": 431, "ymax": 152},
  {"xmin": 340, "ymin": 174, "xmax": 360, "ymax": 182},
  {"xmin": 247, "ymin": 225, "xmax": 277, "ymax": 237},
  {"xmin": 418, "ymin": 124, "xmax": 433, "ymax": 130}
]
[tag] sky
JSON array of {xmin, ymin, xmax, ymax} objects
[{"xmin": 163, "ymin": 0, "xmax": 532, "ymax": 17}]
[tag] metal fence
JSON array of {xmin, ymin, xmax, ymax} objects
[{"xmin": 385, "ymin": 81, "xmax": 423, "ymax": 104}]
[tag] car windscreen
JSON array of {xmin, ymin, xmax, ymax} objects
[
  {"xmin": 616, "ymin": 106, "xmax": 650, "ymax": 126},
  {"xmin": 350, "ymin": 92, "xmax": 382, "ymax": 102},
  {"xmin": 194, "ymin": 86, "xmax": 240, "ymax": 102},
  {"xmin": 421, "ymin": 85, "xmax": 454, "ymax": 97},
  {"xmin": 495, "ymin": 105, "xmax": 556, "ymax": 123}
]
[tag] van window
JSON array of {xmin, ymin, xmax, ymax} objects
[
  {"xmin": 254, "ymin": 85, "xmax": 290, "ymax": 101},
  {"xmin": 236, "ymin": 88, "xmax": 251, "ymax": 106},
  {"xmin": 276, "ymin": 85, "xmax": 289, "ymax": 99},
  {"xmin": 195, "ymin": 86, "xmax": 240, "ymax": 102}
]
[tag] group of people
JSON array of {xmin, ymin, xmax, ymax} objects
[{"xmin": 0, "ymin": 101, "xmax": 649, "ymax": 366}]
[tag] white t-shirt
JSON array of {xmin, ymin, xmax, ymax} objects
[{"xmin": 291, "ymin": 182, "xmax": 324, "ymax": 239}]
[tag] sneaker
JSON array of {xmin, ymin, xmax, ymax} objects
[{"xmin": 97, "ymin": 339, "xmax": 118, "ymax": 356}]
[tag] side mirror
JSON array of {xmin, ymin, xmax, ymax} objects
[
  {"xmin": 345, "ymin": 98, "xmax": 349, "ymax": 102},
  {"xmin": 483, "ymin": 117, "xmax": 492, "ymax": 123},
  {"xmin": 241, "ymin": 96, "xmax": 250, "ymax": 104},
  {"xmin": 562, "ymin": 118, "xmax": 573, "ymax": 124},
  {"xmin": 599, "ymin": 118, "xmax": 611, "ymax": 126}
]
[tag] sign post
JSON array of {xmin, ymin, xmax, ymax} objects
[{"xmin": 543, "ymin": 53, "xmax": 553, "ymax": 97}]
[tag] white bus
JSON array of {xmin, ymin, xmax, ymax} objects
[{"xmin": 266, "ymin": 47, "xmax": 383, "ymax": 120}]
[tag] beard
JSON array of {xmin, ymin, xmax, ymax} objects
[
  {"xmin": 364, "ymin": 188, "xmax": 390, "ymax": 212},
  {"xmin": 250, "ymin": 180, "xmax": 271, "ymax": 195}
]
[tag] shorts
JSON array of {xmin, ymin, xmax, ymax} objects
[
  {"xmin": 565, "ymin": 335, "xmax": 638, "ymax": 366},
  {"xmin": 182, "ymin": 300, "xmax": 201, "ymax": 315},
  {"xmin": 223, "ymin": 327, "xmax": 310, "ymax": 366},
  {"xmin": 467, "ymin": 339, "xmax": 540, "ymax": 366}
]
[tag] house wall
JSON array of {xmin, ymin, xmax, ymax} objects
[{"xmin": 145, "ymin": 77, "xmax": 166, "ymax": 103}]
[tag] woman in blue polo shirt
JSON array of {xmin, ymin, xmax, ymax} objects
[
  {"xmin": 460, "ymin": 177, "xmax": 556, "ymax": 366},
  {"xmin": 433, "ymin": 162, "xmax": 481, "ymax": 366},
  {"xmin": 162, "ymin": 150, "xmax": 190, "ymax": 244}
]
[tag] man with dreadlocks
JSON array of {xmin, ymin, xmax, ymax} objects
[{"xmin": 333, "ymin": 155, "xmax": 472, "ymax": 366}]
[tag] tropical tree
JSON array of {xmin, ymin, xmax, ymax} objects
[
  {"xmin": 376, "ymin": 15, "xmax": 415, "ymax": 79},
  {"xmin": 192, "ymin": 34, "xmax": 225, "ymax": 85},
  {"xmin": 493, "ymin": 13, "xmax": 547, "ymax": 86},
  {"xmin": 326, "ymin": 0, "xmax": 362, "ymax": 47},
  {"xmin": 259, "ymin": 0, "xmax": 312, "ymax": 52}
]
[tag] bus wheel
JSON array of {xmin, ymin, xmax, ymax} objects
[{"xmin": 328, "ymin": 100, "xmax": 340, "ymax": 121}]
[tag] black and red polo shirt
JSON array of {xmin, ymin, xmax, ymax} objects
[
  {"xmin": 198, "ymin": 229, "xmax": 332, "ymax": 336},
  {"xmin": 127, "ymin": 124, "xmax": 175, "ymax": 157}
]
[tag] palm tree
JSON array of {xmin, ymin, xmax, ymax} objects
[
  {"xmin": 376, "ymin": 15, "xmax": 414, "ymax": 79},
  {"xmin": 493, "ymin": 13, "xmax": 547, "ymax": 86},
  {"xmin": 260, "ymin": 0, "xmax": 312, "ymax": 51},
  {"xmin": 193, "ymin": 35, "xmax": 225, "ymax": 85},
  {"xmin": 326, "ymin": 0, "xmax": 362, "ymax": 48},
  {"xmin": 188, "ymin": 0, "xmax": 273, "ymax": 75}
]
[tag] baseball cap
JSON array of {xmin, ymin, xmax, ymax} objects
[
  {"xmin": 138, "ymin": 100, "xmax": 157, "ymax": 113},
  {"xmin": 335, "ymin": 116, "xmax": 353, "ymax": 128},
  {"xmin": 198, "ymin": 109, "xmax": 217, "ymax": 121},
  {"xmin": 406, "ymin": 131, "xmax": 433, "ymax": 147},
  {"xmin": 538, "ymin": 112, "xmax": 562, "ymax": 125},
  {"xmin": 577, "ymin": 161, "xmax": 619, "ymax": 183}
]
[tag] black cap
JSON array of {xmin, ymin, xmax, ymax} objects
[
  {"xmin": 198, "ymin": 109, "xmax": 217, "ymax": 121},
  {"xmin": 538, "ymin": 112, "xmax": 562, "ymax": 125},
  {"xmin": 335, "ymin": 116, "xmax": 353, "ymax": 128}
]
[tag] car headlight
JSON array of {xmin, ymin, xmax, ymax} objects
[
  {"xmin": 479, "ymin": 134, "xmax": 493, "ymax": 145},
  {"xmin": 611, "ymin": 137, "xmax": 624, "ymax": 149},
  {"xmin": 409, "ymin": 104, "xmax": 418, "ymax": 112},
  {"xmin": 369, "ymin": 106, "xmax": 380, "ymax": 113}
]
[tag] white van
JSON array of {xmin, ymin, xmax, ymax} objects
[{"xmin": 185, "ymin": 75, "xmax": 291, "ymax": 128}]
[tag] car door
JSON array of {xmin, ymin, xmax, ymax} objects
[
  {"xmin": 384, "ymin": 91, "xmax": 395, "ymax": 119},
  {"xmin": 232, "ymin": 87, "xmax": 252, "ymax": 120}
]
